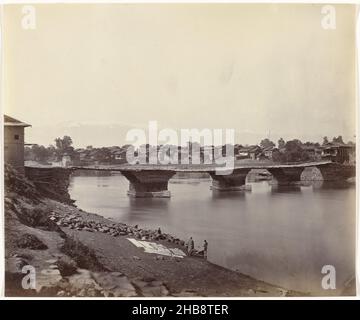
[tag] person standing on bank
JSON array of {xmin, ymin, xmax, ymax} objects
[
  {"xmin": 203, "ymin": 240, "xmax": 208, "ymax": 259},
  {"xmin": 187, "ymin": 237, "xmax": 194, "ymax": 255}
]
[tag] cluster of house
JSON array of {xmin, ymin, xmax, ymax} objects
[
  {"xmin": 234, "ymin": 143, "xmax": 355, "ymax": 164},
  {"xmin": 4, "ymin": 114, "xmax": 356, "ymax": 171},
  {"xmin": 73, "ymin": 145, "xmax": 130, "ymax": 166},
  {"xmin": 72, "ymin": 143, "xmax": 355, "ymax": 166},
  {"xmin": 73, "ymin": 144, "xmax": 220, "ymax": 166}
]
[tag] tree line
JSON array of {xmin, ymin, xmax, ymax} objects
[{"xmin": 26, "ymin": 135, "xmax": 355, "ymax": 164}]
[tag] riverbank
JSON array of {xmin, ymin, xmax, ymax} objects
[
  {"xmin": 5, "ymin": 164, "xmax": 306, "ymax": 297},
  {"xmin": 48, "ymin": 200, "xmax": 306, "ymax": 296}
]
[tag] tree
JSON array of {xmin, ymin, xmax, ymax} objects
[
  {"xmin": 54, "ymin": 136, "xmax": 74, "ymax": 160},
  {"xmin": 32, "ymin": 145, "xmax": 51, "ymax": 163},
  {"xmin": 283, "ymin": 139, "xmax": 309, "ymax": 162},
  {"xmin": 55, "ymin": 135, "xmax": 73, "ymax": 150},
  {"xmin": 94, "ymin": 147, "xmax": 112, "ymax": 163},
  {"xmin": 24, "ymin": 146, "xmax": 33, "ymax": 160},
  {"xmin": 260, "ymin": 138, "xmax": 275, "ymax": 149},
  {"xmin": 47, "ymin": 145, "xmax": 56, "ymax": 160},
  {"xmin": 278, "ymin": 138, "xmax": 285, "ymax": 149},
  {"xmin": 272, "ymin": 149, "xmax": 285, "ymax": 162},
  {"xmin": 304, "ymin": 141, "xmax": 320, "ymax": 147},
  {"xmin": 323, "ymin": 136, "xmax": 329, "ymax": 145},
  {"xmin": 332, "ymin": 136, "xmax": 344, "ymax": 144}
]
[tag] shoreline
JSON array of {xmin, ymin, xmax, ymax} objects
[{"xmin": 44, "ymin": 199, "xmax": 305, "ymax": 297}]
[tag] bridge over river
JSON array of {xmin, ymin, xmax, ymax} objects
[
  {"xmin": 60, "ymin": 160, "xmax": 354, "ymax": 198},
  {"xmin": 24, "ymin": 160, "xmax": 355, "ymax": 198}
]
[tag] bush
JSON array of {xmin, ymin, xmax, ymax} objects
[
  {"xmin": 16, "ymin": 234, "xmax": 48, "ymax": 250},
  {"xmin": 56, "ymin": 256, "xmax": 78, "ymax": 276},
  {"xmin": 60, "ymin": 236, "xmax": 106, "ymax": 272}
]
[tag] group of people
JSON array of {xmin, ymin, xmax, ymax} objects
[
  {"xmin": 186, "ymin": 237, "xmax": 208, "ymax": 259},
  {"xmin": 156, "ymin": 227, "xmax": 208, "ymax": 259}
]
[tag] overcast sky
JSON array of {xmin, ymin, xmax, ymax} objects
[{"xmin": 3, "ymin": 4, "xmax": 357, "ymax": 147}]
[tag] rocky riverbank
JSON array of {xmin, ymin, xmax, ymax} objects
[
  {"xmin": 5, "ymin": 164, "xmax": 305, "ymax": 297},
  {"xmin": 51, "ymin": 207, "xmax": 186, "ymax": 247}
]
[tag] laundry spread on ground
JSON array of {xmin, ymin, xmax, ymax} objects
[{"xmin": 127, "ymin": 238, "xmax": 186, "ymax": 258}]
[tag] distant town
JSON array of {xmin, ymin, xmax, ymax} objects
[
  {"xmin": 4, "ymin": 114, "xmax": 356, "ymax": 170},
  {"xmin": 24, "ymin": 134, "xmax": 356, "ymax": 168}
]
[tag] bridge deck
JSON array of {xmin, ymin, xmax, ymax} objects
[{"xmin": 63, "ymin": 160, "xmax": 333, "ymax": 172}]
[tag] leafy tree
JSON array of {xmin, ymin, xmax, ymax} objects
[
  {"xmin": 283, "ymin": 139, "xmax": 309, "ymax": 162},
  {"xmin": 24, "ymin": 146, "xmax": 33, "ymax": 160},
  {"xmin": 55, "ymin": 135, "xmax": 73, "ymax": 150},
  {"xmin": 54, "ymin": 136, "xmax": 74, "ymax": 160},
  {"xmin": 32, "ymin": 145, "xmax": 51, "ymax": 163},
  {"xmin": 332, "ymin": 136, "xmax": 344, "ymax": 144},
  {"xmin": 47, "ymin": 145, "xmax": 56, "ymax": 159},
  {"xmin": 94, "ymin": 147, "xmax": 112, "ymax": 163},
  {"xmin": 323, "ymin": 136, "xmax": 329, "ymax": 145},
  {"xmin": 260, "ymin": 138, "xmax": 275, "ymax": 149},
  {"xmin": 304, "ymin": 141, "xmax": 320, "ymax": 147},
  {"xmin": 278, "ymin": 138, "xmax": 285, "ymax": 149},
  {"xmin": 272, "ymin": 149, "xmax": 285, "ymax": 162}
]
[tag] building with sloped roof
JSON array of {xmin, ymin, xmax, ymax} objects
[
  {"xmin": 321, "ymin": 142, "xmax": 355, "ymax": 164},
  {"xmin": 4, "ymin": 115, "xmax": 31, "ymax": 172}
]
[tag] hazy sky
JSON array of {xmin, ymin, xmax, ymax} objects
[{"xmin": 3, "ymin": 4, "xmax": 357, "ymax": 147}]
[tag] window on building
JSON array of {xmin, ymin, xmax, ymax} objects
[{"xmin": 14, "ymin": 134, "xmax": 19, "ymax": 140}]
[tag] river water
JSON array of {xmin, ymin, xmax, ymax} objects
[{"xmin": 68, "ymin": 173, "xmax": 356, "ymax": 295}]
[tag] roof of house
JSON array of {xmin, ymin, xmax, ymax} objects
[
  {"xmin": 238, "ymin": 145, "xmax": 261, "ymax": 152},
  {"xmin": 323, "ymin": 142, "xmax": 354, "ymax": 149},
  {"xmin": 4, "ymin": 115, "xmax": 31, "ymax": 127}
]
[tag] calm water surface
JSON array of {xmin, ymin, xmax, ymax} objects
[{"xmin": 68, "ymin": 174, "xmax": 355, "ymax": 294}]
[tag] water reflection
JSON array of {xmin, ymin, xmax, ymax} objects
[
  {"xmin": 270, "ymin": 185, "xmax": 302, "ymax": 194},
  {"xmin": 128, "ymin": 197, "xmax": 170, "ymax": 210},
  {"xmin": 211, "ymin": 190, "xmax": 246, "ymax": 200},
  {"xmin": 312, "ymin": 180, "xmax": 355, "ymax": 191}
]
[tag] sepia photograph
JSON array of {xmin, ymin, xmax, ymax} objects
[{"xmin": 1, "ymin": 2, "xmax": 358, "ymax": 300}]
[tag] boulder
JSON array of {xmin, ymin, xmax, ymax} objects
[
  {"xmin": 67, "ymin": 269, "xmax": 102, "ymax": 294},
  {"xmin": 92, "ymin": 272, "xmax": 137, "ymax": 297},
  {"xmin": 36, "ymin": 268, "xmax": 62, "ymax": 293},
  {"xmin": 136, "ymin": 279, "xmax": 169, "ymax": 297}
]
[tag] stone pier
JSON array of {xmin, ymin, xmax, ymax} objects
[
  {"xmin": 121, "ymin": 170, "xmax": 176, "ymax": 198},
  {"xmin": 317, "ymin": 163, "xmax": 356, "ymax": 181},
  {"xmin": 209, "ymin": 168, "xmax": 251, "ymax": 191},
  {"xmin": 267, "ymin": 167, "xmax": 304, "ymax": 186}
]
